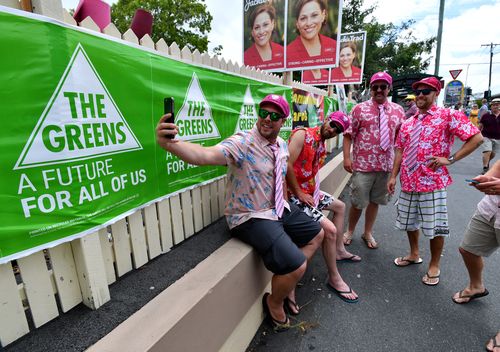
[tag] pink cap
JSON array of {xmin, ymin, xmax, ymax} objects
[
  {"xmin": 259, "ymin": 94, "xmax": 290, "ymax": 118},
  {"xmin": 328, "ymin": 111, "xmax": 350, "ymax": 132},
  {"xmin": 411, "ymin": 76, "xmax": 442, "ymax": 93},
  {"xmin": 370, "ymin": 72, "xmax": 392, "ymax": 85},
  {"xmin": 130, "ymin": 9, "xmax": 153, "ymax": 39},
  {"xmin": 73, "ymin": 0, "xmax": 111, "ymax": 31}
]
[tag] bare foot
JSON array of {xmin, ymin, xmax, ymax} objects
[{"xmin": 485, "ymin": 331, "xmax": 500, "ymax": 352}]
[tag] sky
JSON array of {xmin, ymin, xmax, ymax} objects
[{"xmin": 61, "ymin": 0, "xmax": 500, "ymax": 103}]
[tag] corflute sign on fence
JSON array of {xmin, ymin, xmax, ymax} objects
[{"xmin": 0, "ymin": 8, "xmax": 291, "ymax": 263}]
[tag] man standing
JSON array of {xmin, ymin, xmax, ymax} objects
[
  {"xmin": 388, "ymin": 77, "xmax": 483, "ymax": 286},
  {"xmin": 343, "ymin": 72, "xmax": 405, "ymax": 249},
  {"xmin": 287, "ymin": 111, "xmax": 359, "ymax": 304},
  {"xmin": 156, "ymin": 94, "xmax": 324, "ymax": 330},
  {"xmin": 403, "ymin": 94, "xmax": 418, "ymax": 119},
  {"xmin": 479, "ymin": 98, "xmax": 490, "ymax": 119},
  {"xmin": 451, "ymin": 160, "xmax": 500, "ymax": 352},
  {"xmin": 479, "ymin": 98, "xmax": 500, "ymax": 173}
]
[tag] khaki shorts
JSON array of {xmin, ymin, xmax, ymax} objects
[
  {"xmin": 482, "ymin": 137, "xmax": 500, "ymax": 153},
  {"xmin": 349, "ymin": 171, "xmax": 390, "ymax": 209},
  {"xmin": 461, "ymin": 211, "xmax": 500, "ymax": 257}
]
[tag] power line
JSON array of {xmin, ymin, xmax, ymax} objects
[{"xmin": 428, "ymin": 62, "xmax": 500, "ymax": 66}]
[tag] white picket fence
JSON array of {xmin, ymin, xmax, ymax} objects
[{"xmin": 0, "ymin": 1, "xmax": 331, "ymax": 347}]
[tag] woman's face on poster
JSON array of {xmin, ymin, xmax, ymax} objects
[
  {"xmin": 339, "ymin": 46, "xmax": 355, "ymax": 68},
  {"xmin": 296, "ymin": 1, "xmax": 326, "ymax": 41},
  {"xmin": 252, "ymin": 11, "xmax": 274, "ymax": 47}
]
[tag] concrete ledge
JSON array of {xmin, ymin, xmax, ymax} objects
[{"xmin": 88, "ymin": 153, "xmax": 350, "ymax": 352}]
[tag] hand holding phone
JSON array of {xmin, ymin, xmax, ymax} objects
[
  {"xmin": 164, "ymin": 97, "xmax": 175, "ymax": 139},
  {"xmin": 465, "ymin": 179, "xmax": 480, "ymax": 184}
]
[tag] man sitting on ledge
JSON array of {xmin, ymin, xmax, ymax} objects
[{"xmin": 156, "ymin": 94, "xmax": 324, "ymax": 331}]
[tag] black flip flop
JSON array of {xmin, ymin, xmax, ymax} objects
[
  {"xmin": 326, "ymin": 282, "xmax": 359, "ymax": 303},
  {"xmin": 452, "ymin": 288, "xmax": 489, "ymax": 304},
  {"xmin": 262, "ymin": 293, "xmax": 290, "ymax": 332},
  {"xmin": 284, "ymin": 297, "xmax": 300, "ymax": 315},
  {"xmin": 337, "ymin": 254, "xmax": 362, "ymax": 263}
]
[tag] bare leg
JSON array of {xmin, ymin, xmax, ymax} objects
[
  {"xmin": 344, "ymin": 205, "xmax": 362, "ymax": 244},
  {"xmin": 428, "ymin": 236, "xmax": 444, "ymax": 276},
  {"xmin": 452, "ymin": 247, "xmax": 486, "ymax": 303},
  {"xmin": 329, "ymin": 200, "xmax": 360, "ymax": 260},
  {"xmin": 361, "ymin": 202, "xmax": 379, "ymax": 248},
  {"xmin": 483, "ymin": 151, "xmax": 492, "ymax": 168},
  {"xmin": 320, "ymin": 218, "xmax": 357, "ymax": 300},
  {"xmin": 407, "ymin": 229, "xmax": 420, "ymax": 259}
]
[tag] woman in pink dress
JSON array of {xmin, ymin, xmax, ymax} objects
[
  {"xmin": 330, "ymin": 41, "xmax": 362, "ymax": 83},
  {"xmin": 286, "ymin": 0, "xmax": 337, "ymax": 69},
  {"xmin": 244, "ymin": 4, "xmax": 284, "ymax": 70}
]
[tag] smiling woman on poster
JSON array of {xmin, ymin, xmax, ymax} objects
[
  {"xmin": 243, "ymin": 4, "xmax": 284, "ymax": 70},
  {"xmin": 330, "ymin": 41, "xmax": 362, "ymax": 83},
  {"xmin": 286, "ymin": 0, "xmax": 337, "ymax": 69}
]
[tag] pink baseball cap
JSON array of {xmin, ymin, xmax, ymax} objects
[
  {"xmin": 370, "ymin": 72, "xmax": 392, "ymax": 85},
  {"xmin": 328, "ymin": 111, "xmax": 350, "ymax": 132},
  {"xmin": 259, "ymin": 94, "xmax": 290, "ymax": 118},
  {"xmin": 130, "ymin": 9, "xmax": 153, "ymax": 39},
  {"xmin": 73, "ymin": 0, "xmax": 111, "ymax": 31},
  {"xmin": 411, "ymin": 76, "xmax": 442, "ymax": 93}
]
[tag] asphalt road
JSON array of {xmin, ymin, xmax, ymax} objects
[{"xmin": 247, "ymin": 142, "xmax": 499, "ymax": 352}]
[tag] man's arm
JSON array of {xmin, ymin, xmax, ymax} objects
[
  {"xmin": 428, "ymin": 133, "xmax": 484, "ymax": 171},
  {"xmin": 286, "ymin": 130, "xmax": 315, "ymax": 206},
  {"xmin": 343, "ymin": 134, "xmax": 353, "ymax": 173},
  {"xmin": 156, "ymin": 114, "xmax": 226, "ymax": 166},
  {"xmin": 388, "ymin": 148, "xmax": 403, "ymax": 194}
]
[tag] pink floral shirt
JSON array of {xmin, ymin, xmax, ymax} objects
[
  {"xmin": 219, "ymin": 125, "xmax": 289, "ymax": 229},
  {"xmin": 395, "ymin": 105, "xmax": 480, "ymax": 192},
  {"xmin": 345, "ymin": 99, "xmax": 405, "ymax": 172}
]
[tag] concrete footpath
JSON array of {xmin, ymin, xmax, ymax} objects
[{"xmin": 247, "ymin": 144, "xmax": 499, "ymax": 352}]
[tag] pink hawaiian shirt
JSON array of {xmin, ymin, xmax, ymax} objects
[
  {"xmin": 344, "ymin": 99, "xmax": 405, "ymax": 172},
  {"xmin": 219, "ymin": 125, "xmax": 289, "ymax": 229},
  {"xmin": 395, "ymin": 105, "xmax": 480, "ymax": 192}
]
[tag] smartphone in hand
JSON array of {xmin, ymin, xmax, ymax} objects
[
  {"xmin": 465, "ymin": 179, "xmax": 480, "ymax": 184},
  {"xmin": 164, "ymin": 97, "xmax": 175, "ymax": 139}
]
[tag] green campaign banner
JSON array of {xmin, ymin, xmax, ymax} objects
[{"xmin": 0, "ymin": 8, "xmax": 291, "ymax": 263}]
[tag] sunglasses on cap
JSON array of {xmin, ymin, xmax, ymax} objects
[
  {"xmin": 258, "ymin": 108, "xmax": 284, "ymax": 121},
  {"xmin": 371, "ymin": 84, "xmax": 388, "ymax": 91}
]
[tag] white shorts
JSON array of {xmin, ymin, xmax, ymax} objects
[{"xmin": 395, "ymin": 189, "xmax": 449, "ymax": 238}]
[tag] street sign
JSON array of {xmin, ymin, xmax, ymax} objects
[
  {"xmin": 444, "ymin": 80, "xmax": 464, "ymax": 107},
  {"xmin": 449, "ymin": 69, "xmax": 462, "ymax": 80}
]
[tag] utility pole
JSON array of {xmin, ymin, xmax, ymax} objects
[
  {"xmin": 434, "ymin": 0, "xmax": 445, "ymax": 76},
  {"xmin": 481, "ymin": 42, "xmax": 499, "ymax": 99}
]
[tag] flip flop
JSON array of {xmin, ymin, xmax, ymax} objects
[
  {"xmin": 336, "ymin": 254, "xmax": 362, "ymax": 263},
  {"xmin": 283, "ymin": 297, "xmax": 300, "ymax": 316},
  {"xmin": 326, "ymin": 282, "xmax": 359, "ymax": 303},
  {"xmin": 422, "ymin": 271, "xmax": 440, "ymax": 286},
  {"xmin": 394, "ymin": 256, "xmax": 423, "ymax": 267},
  {"xmin": 452, "ymin": 289, "xmax": 489, "ymax": 304},
  {"xmin": 262, "ymin": 293, "xmax": 290, "ymax": 332},
  {"xmin": 361, "ymin": 234, "xmax": 378, "ymax": 249},
  {"xmin": 486, "ymin": 333, "xmax": 500, "ymax": 352},
  {"xmin": 343, "ymin": 232, "xmax": 353, "ymax": 246}
]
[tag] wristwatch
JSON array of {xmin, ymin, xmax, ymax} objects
[{"xmin": 447, "ymin": 154, "xmax": 456, "ymax": 164}]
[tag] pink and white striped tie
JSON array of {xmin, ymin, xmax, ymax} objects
[
  {"xmin": 313, "ymin": 173, "xmax": 321, "ymax": 207},
  {"xmin": 379, "ymin": 105, "xmax": 390, "ymax": 151},
  {"xmin": 270, "ymin": 143, "xmax": 284, "ymax": 217},
  {"xmin": 406, "ymin": 114, "xmax": 424, "ymax": 174}
]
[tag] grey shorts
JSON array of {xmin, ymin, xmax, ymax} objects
[
  {"xmin": 482, "ymin": 137, "xmax": 500, "ymax": 153},
  {"xmin": 230, "ymin": 203, "xmax": 322, "ymax": 275},
  {"xmin": 349, "ymin": 171, "xmax": 390, "ymax": 209},
  {"xmin": 395, "ymin": 189, "xmax": 449, "ymax": 238},
  {"xmin": 289, "ymin": 191, "xmax": 335, "ymax": 222},
  {"xmin": 461, "ymin": 211, "xmax": 500, "ymax": 257}
]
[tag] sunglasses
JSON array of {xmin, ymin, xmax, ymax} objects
[
  {"xmin": 258, "ymin": 108, "xmax": 284, "ymax": 121},
  {"xmin": 414, "ymin": 88, "xmax": 435, "ymax": 96},
  {"xmin": 371, "ymin": 84, "xmax": 388, "ymax": 91},
  {"xmin": 329, "ymin": 121, "xmax": 343, "ymax": 133}
]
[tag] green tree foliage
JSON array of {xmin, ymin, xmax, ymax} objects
[
  {"xmin": 342, "ymin": 0, "xmax": 435, "ymax": 85},
  {"xmin": 111, "ymin": 0, "xmax": 214, "ymax": 52}
]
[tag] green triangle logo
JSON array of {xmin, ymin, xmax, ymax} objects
[{"xmin": 15, "ymin": 43, "xmax": 142, "ymax": 170}]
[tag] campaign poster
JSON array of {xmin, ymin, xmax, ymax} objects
[
  {"xmin": 301, "ymin": 68, "xmax": 330, "ymax": 85},
  {"xmin": 285, "ymin": 0, "xmax": 342, "ymax": 70},
  {"xmin": 330, "ymin": 31, "xmax": 366, "ymax": 84},
  {"xmin": 291, "ymin": 88, "xmax": 324, "ymax": 129},
  {"xmin": 243, "ymin": 0, "xmax": 286, "ymax": 71}
]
